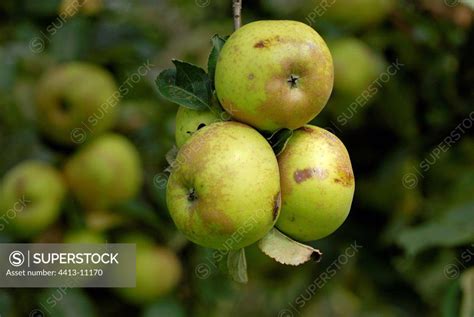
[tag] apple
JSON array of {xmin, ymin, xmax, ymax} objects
[
  {"xmin": 36, "ymin": 62, "xmax": 118, "ymax": 145},
  {"xmin": 0, "ymin": 161, "xmax": 66, "ymax": 237},
  {"xmin": 175, "ymin": 106, "xmax": 223, "ymax": 147},
  {"xmin": 167, "ymin": 121, "xmax": 281, "ymax": 249},
  {"xmin": 85, "ymin": 211, "xmax": 125, "ymax": 232},
  {"xmin": 64, "ymin": 133, "xmax": 143, "ymax": 210},
  {"xmin": 276, "ymin": 125, "xmax": 355, "ymax": 241},
  {"xmin": 330, "ymin": 37, "xmax": 386, "ymax": 98},
  {"xmin": 215, "ymin": 20, "xmax": 333, "ymax": 132},
  {"xmin": 323, "ymin": 0, "xmax": 395, "ymax": 29},
  {"xmin": 117, "ymin": 244, "xmax": 182, "ymax": 305}
]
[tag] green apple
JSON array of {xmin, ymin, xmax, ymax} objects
[
  {"xmin": 0, "ymin": 161, "xmax": 65, "ymax": 237},
  {"xmin": 330, "ymin": 37, "xmax": 386, "ymax": 98},
  {"xmin": 36, "ymin": 62, "xmax": 118, "ymax": 145},
  {"xmin": 175, "ymin": 106, "xmax": 223, "ymax": 147},
  {"xmin": 167, "ymin": 121, "xmax": 281, "ymax": 249},
  {"xmin": 64, "ymin": 133, "xmax": 142, "ymax": 210},
  {"xmin": 215, "ymin": 20, "xmax": 333, "ymax": 132},
  {"xmin": 85, "ymin": 211, "xmax": 125, "ymax": 232},
  {"xmin": 118, "ymin": 245, "xmax": 182, "ymax": 305},
  {"xmin": 276, "ymin": 125, "xmax": 355, "ymax": 241},
  {"xmin": 323, "ymin": 0, "xmax": 395, "ymax": 29}
]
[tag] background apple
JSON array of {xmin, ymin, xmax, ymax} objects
[
  {"xmin": 36, "ymin": 62, "xmax": 118, "ymax": 145},
  {"xmin": 0, "ymin": 161, "xmax": 65, "ymax": 238},
  {"xmin": 322, "ymin": 0, "xmax": 395, "ymax": 29},
  {"xmin": 117, "ymin": 243, "xmax": 182, "ymax": 305},
  {"xmin": 167, "ymin": 121, "xmax": 281, "ymax": 250},
  {"xmin": 330, "ymin": 37, "xmax": 386, "ymax": 98},
  {"xmin": 276, "ymin": 125, "xmax": 355, "ymax": 241},
  {"xmin": 175, "ymin": 106, "xmax": 223, "ymax": 147},
  {"xmin": 85, "ymin": 211, "xmax": 125, "ymax": 232},
  {"xmin": 64, "ymin": 133, "xmax": 143, "ymax": 210},
  {"xmin": 215, "ymin": 20, "xmax": 333, "ymax": 132}
]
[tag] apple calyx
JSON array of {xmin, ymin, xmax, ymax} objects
[
  {"xmin": 58, "ymin": 98, "xmax": 72, "ymax": 113},
  {"xmin": 187, "ymin": 188, "xmax": 198, "ymax": 202},
  {"xmin": 258, "ymin": 228, "xmax": 322, "ymax": 266},
  {"xmin": 287, "ymin": 74, "xmax": 299, "ymax": 89}
]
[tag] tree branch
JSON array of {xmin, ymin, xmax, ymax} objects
[{"xmin": 233, "ymin": 0, "xmax": 242, "ymax": 30}]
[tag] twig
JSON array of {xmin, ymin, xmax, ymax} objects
[{"xmin": 233, "ymin": 0, "xmax": 242, "ymax": 30}]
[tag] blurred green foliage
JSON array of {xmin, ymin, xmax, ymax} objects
[{"xmin": 0, "ymin": 0, "xmax": 473, "ymax": 316}]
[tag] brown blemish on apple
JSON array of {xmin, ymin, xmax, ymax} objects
[
  {"xmin": 294, "ymin": 167, "xmax": 329, "ymax": 183},
  {"xmin": 330, "ymin": 140, "xmax": 355, "ymax": 188},
  {"xmin": 253, "ymin": 36, "xmax": 282, "ymax": 49},
  {"xmin": 335, "ymin": 165, "xmax": 354, "ymax": 187},
  {"xmin": 199, "ymin": 207, "xmax": 235, "ymax": 235},
  {"xmin": 294, "ymin": 169, "xmax": 312, "ymax": 183},
  {"xmin": 301, "ymin": 126, "xmax": 313, "ymax": 133},
  {"xmin": 248, "ymin": 73, "xmax": 255, "ymax": 80},
  {"xmin": 272, "ymin": 191, "xmax": 281, "ymax": 220}
]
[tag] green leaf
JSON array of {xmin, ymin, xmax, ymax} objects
[
  {"xmin": 227, "ymin": 248, "xmax": 248, "ymax": 284},
  {"xmin": 173, "ymin": 60, "xmax": 211, "ymax": 103},
  {"xmin": 258, "ymin": 228, "xmax": 322, "ymax": 266},
  {"xmin": 266, "ymin": 128, "xmax": 294, "ymax": 156},
  {"xmin": 397, "ymin": 201, "xmax": 474, "ymax": 255},
  {"xmin": 207, "ymin": 34, "xmax": 227, "ymax": 89},
  {"xmin": 155, "ymin": 62, "xmax": 211, "ymax": 111}
]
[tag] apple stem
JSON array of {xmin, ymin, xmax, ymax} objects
[{"xmin": 232, "ymin": 0, "xmax": 242, "ymax": 30}]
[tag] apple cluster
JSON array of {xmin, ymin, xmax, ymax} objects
[{"xmin": 163, "ymin": 21, "xmax": 355, "ymax": 251}]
